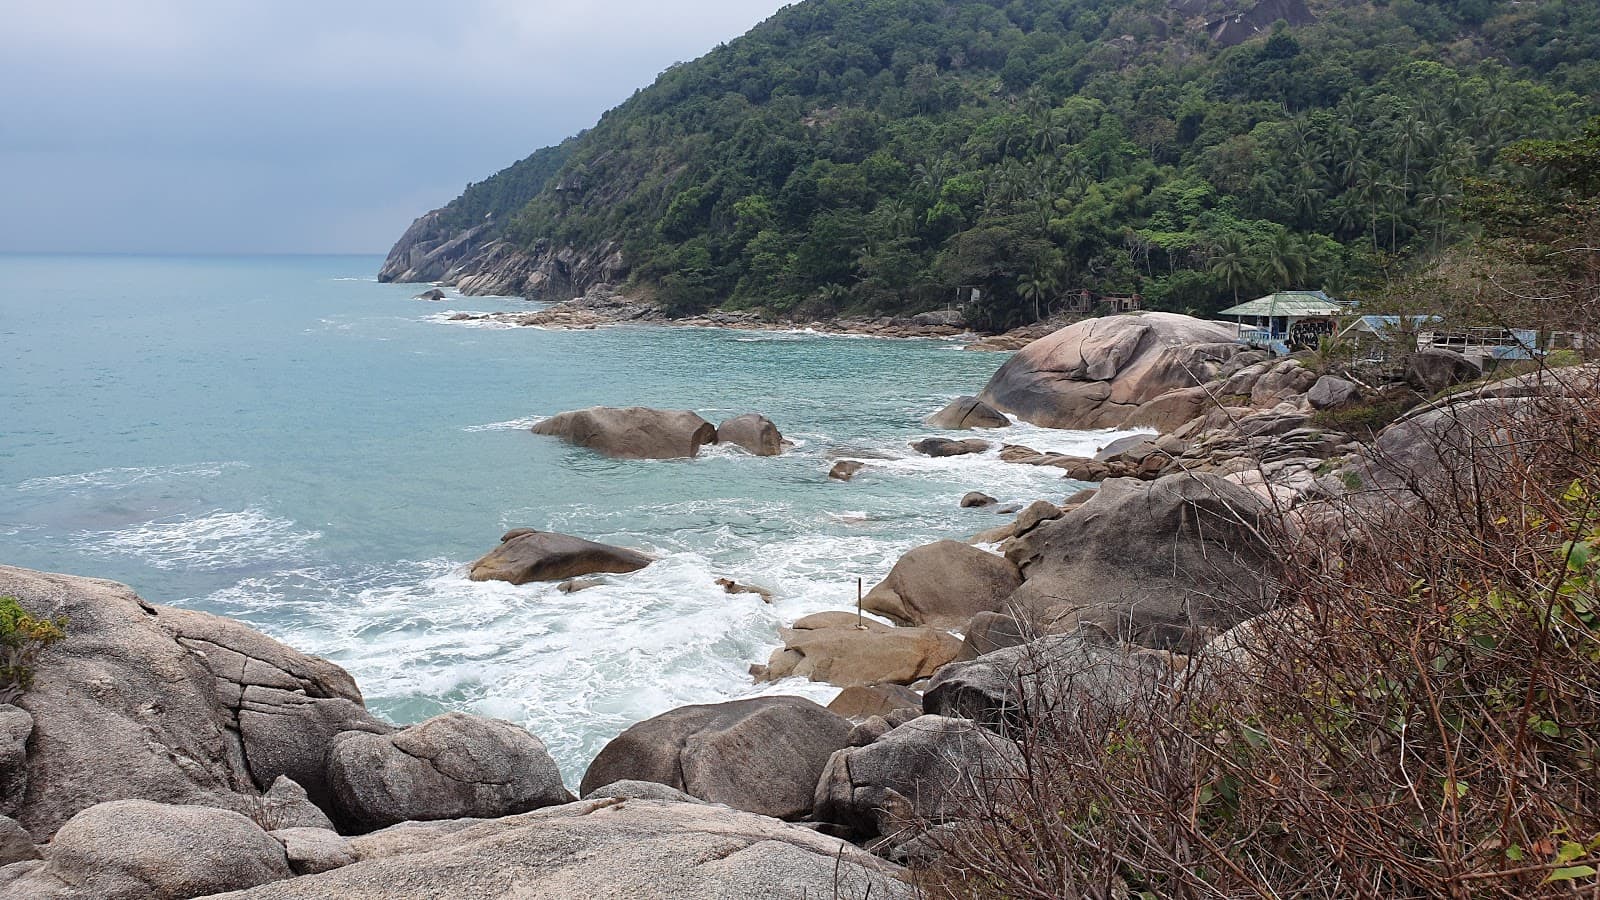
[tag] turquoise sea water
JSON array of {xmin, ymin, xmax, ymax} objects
[{"xmin": 0, "ymin": 254, "xmax": 1141, "ymax": 783}]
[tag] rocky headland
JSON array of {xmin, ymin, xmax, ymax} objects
[{"xmin": 2, "ymin": 311, "xmax": 1586, "ymax": 898}]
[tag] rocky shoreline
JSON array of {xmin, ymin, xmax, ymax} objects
[
  {"xmin": 430, "ymin": 282, "xmax": 1055, "ymax": 347},
  {"xmin": 2, "ymin": 311, "xmax": 1578, "ymax": 898}
]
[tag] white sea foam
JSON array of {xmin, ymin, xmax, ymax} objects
[
  {"xmin": 462, "ymin": 415, "xmax": 549, "ymax": 432},
  {"xmin": 77, "ymin": 508, "xmax": 322, "ymax": 571},
  {"xmin": 14, "ymin": 462, "xmax": 246, "ymax": 493}
]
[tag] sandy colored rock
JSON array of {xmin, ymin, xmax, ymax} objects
[
  {"xmin": 532, "ymin": 406, "xmax": 717, "ymax": 459},
  {"xmin": 861, "ymin": 540, "xmax": 1022, "ymax": 630},
  {"xmin": 469, "ymin": 530, "xmax": 652, "ymax": 584},
  {"xmin": 757, "ymin": 617, "xmax": 962, "ymax": 688}
]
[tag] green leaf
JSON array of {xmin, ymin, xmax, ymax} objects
[
  {"xmin": 1544, "ymin": 865, "xmax": 1596, "ymax": 883},
  {"xmin": 1557, "ymin": 841, "xmax": 1584, "ymax": 864},
  {"xmin": 1505, "ymin": 844, "xmax": 1525, "ymax": 862}
]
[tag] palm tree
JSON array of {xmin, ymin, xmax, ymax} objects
[
  {"xmin": 1017, "ymin": 268, "xmax": 1057, "ymax": 323},
  {"xmin": 1259, "ymin": 231, "xmax": 1309, "ymax": 288},
  {"xmin": 1209, "ymin": 235, "xmax": 1251, "ymax": 305}
]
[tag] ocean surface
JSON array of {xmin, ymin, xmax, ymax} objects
[{"xmin": 0, "ymin": 253, "xmax": 1142, "ymax": 784}]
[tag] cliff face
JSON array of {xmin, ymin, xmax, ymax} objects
[{"xmin": 378, "ymin": 210, "xmax": 625, "ymax": 299}]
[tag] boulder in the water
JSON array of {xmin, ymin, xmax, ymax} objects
[
  {"xmin": 532, "ymin": 406, "xmax": 718, "ymax": 459},
  {"xmin": 925, "ymin": 396, "xmax": 1009, "ymax": 429},
  {"xmin": 469, "ymin": 530, "xmax": 652, "ymax": 584},
  {"xmin": 717, "ymin": 413, "xmax": 784, "ymax": 456},
  {"xmin": 829, "ymin": 460, "xmax": 865, "ymax": 481},
  {"xmin": 912, "ymin": 437, "xmax": 991, "ymax": 457},
  {"xmin": 413, "ymin": 288, "xmax": 447, "ymax": 301}
]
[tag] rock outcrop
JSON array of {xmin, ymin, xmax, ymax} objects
[
  {"xmin": 0, "ymin": 566, "xmax": 383, "ymax": 839},
  {"xmin": 468, "ymin": 530, "xmax": 653, "ymax": 585},
  {"xmin": 861, "ymin": 541, "xmax": 1022, "ymax": 630},
  {"xmin": 716, "ymin": 414, "xmax": 784, "ymax": 456},
  {"xmin": 1003, "ymin": 473, "xmax": 1279, "ymax": 649},
  {"xmin": 217, "ymin": 799, "xmax": 910, "ymax": 899},
  {"xmin": 924, "ymin": 396, "xmax": 1009, "ymax": 430},
  {"xmin": 380, "ymin": 209, "xmax": 627, "ymax": 300},
  {"xmin": 754, "ymin": 613, "xmax": 963, "ymax": 688},
  {"xmin": 579, "ymin": 697, "xmax": 850, "ymax": 820},
  {"xmin": 978, "ymin": 313, "xmax": 1243, "ymax": 429},
  {"xmin": 327, "ymin": 713, "xmax": 570, "ymax": 831},
  {"xmin": 829, "ymin": 460, "xmax": 865, "ymax": 481},
  {"xmin": 532, "ymin": 407, "xmax": 718, "ymax": 459}
]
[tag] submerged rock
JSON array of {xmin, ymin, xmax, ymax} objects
[
  {"xmin": 532, "ymin": 406, "xmax": 718, "ymax": 459},
  {"xmin": 469, "ymin": 530, "xmax": 652, "ymax": 584},
  {"xmin": 829, "ymin": 460, "xmax": 865, "ymax": 481},
  {"xmin": 579, "ymin": 696, "xmax": 850, "ymax": 820}
]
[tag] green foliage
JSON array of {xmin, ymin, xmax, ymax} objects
[
  {"xmin": 0, "ymin": 596, "xmax": 66, "ymax": 704},
  {"xmin": 1310, "ymin": 397, "xmax": 1416, "ymax": 438},
  {"xmin": 429, "ymin": 0, "xmax": 1599, "ymax": 321}
]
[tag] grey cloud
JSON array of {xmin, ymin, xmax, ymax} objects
[{"xmin": 0, "ymin": 0, "xmax": 791, "ymax": 254}]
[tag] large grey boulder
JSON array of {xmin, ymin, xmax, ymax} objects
[
  {"xmin": 579, "ymin": 697, "xmax": 850, "ymax": 820},
  {"xmin": 827, "ymin": 684, "xmax": 923, "ymax": 721},
  {"xmin": 0, "ymin": 566, "xmax": 380, "ymax": 839},
  {"xmin": 211, "ymin": 799, "xmax": 910, "ymax": 899},
  {"xmin": 468, "ymin": 530, "xmax": 652, "ymax": 584},
  {"xmin": 861, "ymin": 540, "xmax": 1022, "ymax": 630},
  {"xmin": 1003, "ymin": 473, "xmax": 1278, "ymax": 649},
  {"xmin": 328, "ymin": 713, "xmax": 570, "ymax": 832},
  {"xmin": 532, "ymin": 406, "xmax": 718, "ymax": 459},
  {"xmin": 922, "ymin": 629, "xmax": 1180, "ymax": 733},
  {"xmin": 1249, "ymin": 359, "xmax": 1317, "ymax": 407},
  {"xmin": 925, "ymin": 396, "xmax": 1009, "ymax": 429},
  {"xmin": 1307, "ymin": 374, "xmax": 1360, "ymax": 410},
  {"xmin": 813, "ymin": 716, "xmax": 1023, "ymax": 840},
  {"xmin": 0, "ymin": 799, "xmax": 290, "ymax": 899},
  {"xmin": 1406, "ymin": 348, "xmax": 1480, "ymax": 394},
  {"xmin": 716, "ymin": 414, "xmax": 784, "ymax": 456},
  {"xmin": 754, "ymin": 612, "xmax": 963, "ymax": 688},
  {"xmin": 978, "ymin": 313, "xmax": 1243, "ymax": 428}
]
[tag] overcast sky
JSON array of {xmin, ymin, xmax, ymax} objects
[{"xmin": 0, "ymin": 0, "xmax": 790, "ymax": 255}]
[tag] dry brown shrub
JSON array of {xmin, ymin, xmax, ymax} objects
[{"xmin": 916, "ymin": 380, "xmax": 1600, "ymax": 899}]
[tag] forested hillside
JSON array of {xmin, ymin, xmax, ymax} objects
[{"xmin": 387, "ymin": 0, "xmax": 1600, "ymax": 327}]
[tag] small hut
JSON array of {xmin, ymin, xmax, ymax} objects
[{"xmin": 1218, "ymin": 291, "xmax": 1353, "ymax": 354}]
